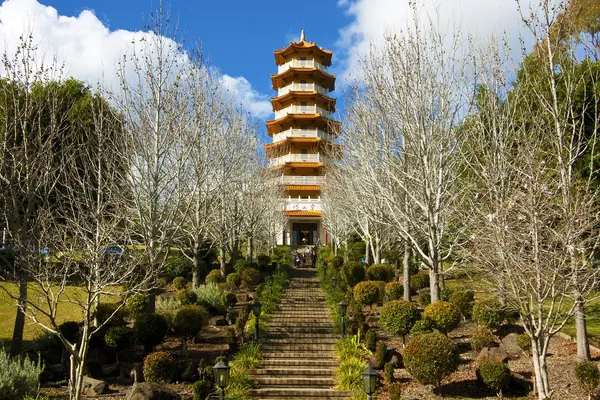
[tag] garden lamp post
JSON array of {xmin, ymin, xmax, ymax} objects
[
  {"xmin": 212, "ymin": 360, "xmax": 231, "ymax": 400},
  {"xmin": 338, "ymin": 300, "xmax": 347, "ymax": 337},
  {"xmin": 252, "ymin": 300, "xmax": 262, "ymax": 340},
  {"xmin": 362, "ymin": 366, "xmax": 379, "ymax": 400}
]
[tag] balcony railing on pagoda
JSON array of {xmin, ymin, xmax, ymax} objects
[
  {"xmin": 277, "ymin": 83, "xmax": 330, "ymax": 96},
  {"xmin": 274, "ymin": 105, "xmax": 332, "ymax": 119},
  {"xmin": 277, "ymin": 59, "xmax": 329, "ymax": 74},
  {"xmin": 283, "ymin": 197, "xmax": 323, "ymax": 211},
  {"xmin": 280, "ymin": 175, "xmax": 325, "ymax": 185},
  {"xmin": 273, "ymin": 128, "xmax": 332, "ymax": 143},
  {"xmin": 269, "ymin": 153, "xmax": 328, "ymax": 167}
]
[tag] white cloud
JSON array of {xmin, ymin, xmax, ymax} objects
[
  {"xmin": 0, "ymin": 0, "xmax": 271, "ymax": 118},
  {"xmin": 334, "ymin": 0, "xmax": 555, "ymax": 85}
]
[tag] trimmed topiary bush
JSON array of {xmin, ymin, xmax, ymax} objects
[
  {"xmin": 375, "ymin": 342, "xmax": 388, "ymax": 368},
  {"xmin": 380, "ymin": 300, "xmax": 420, "ymax": 342},
  {"xmin": 440, "ymin": 288, "xmax": 454, "ymax": 302},
  {"xmin": 410, "ymin": 273, "xmax": 430, "ymax": 290},
  {"xmin": 449, "ymin": 290, "xmax": 474, "ymax": 320},
  {"xmin": 384, "ymin": 361, "xmax": 395, "ymax": 383},
  {"xmin": 353, "ymin": 281, "xmax": 380, "ymax": 306},
  {"xmin": 205, "ymin": 269, "xmax": 222, "ymax": 284},
  {"xmin": 172, "ymin": 276, "xmax": 187, "ymax": 290},
  {"xmin": 223, "ymin": 291, "xmax": 238, "ymax": 307},
  {"xmin": 172, "ymin": 305, "xmax": 209, "ymax": 341},
  {"xmin": 125, "ymin": 294, "xmax": 147, "ymax": 319},
  {"xmin": 470, "ymin": 326, "xmax": 496, "ymax": 352},
  {"xmin": 177, "ymin": 289, "xmax": 198, "ymax": 306},
  {"xmin": 388, "ymin": 382, "xmax": 402, "ymax": 400},
  {"xmin": 473, "ymin": 299, "xmax": 505, "ymax": 329},
  {"xmin": 365, "ymin": 329, "xmax": 376, "ymax": 352},
  {"xmin": 404, "ymin": 332, "xmax": 460, "ymax": 389},
  {"xmin": 342, "ymin": 261, "xmax": 366, "ymax": 287},
  {"xmin": 385, "ymin": 282, "xmax": 404, "ymax": 301},
  {"xmin": 94, "ymin": 302, "xmax": 126, "ymax": 328},
  {"xmin": 417, "ymin": 291, "xmax": 431, "ymax": 306},
  {"xmin": 575, "ymin": 361, "xmax": 600, "ymax": 399},
  {"xmin": 240, "ymin": 267, "xmax": 261, "ymax": 288},
  {"xmin": 143, "ymin": 351, "xmax": 175, "ymax": 383},
  {"xmin": 192, "ymin": 379, "xmax": 215, "ymax": 400},
  {"xmin": 410, "ymin": 319, "xmax": 436, "ymax": 336},
  {"xmin": 135, "ymin": 313, "xmax": 169, "ymax": 354},
  {"xmin": 0, "ymin": 349, "xmax": 44, "ymax": 400},
  {"xmin": 257, "ymin": 254, "xmax": 271, "ymax": 267},
  {"xmin": 366, "ymin": 264, "xmax": 394, "ymax": 282},
  {"xmin": 196, "ymin": 282, "xmax": 226, "ymax": 315},
  {"xmin": 330, "ymin": 256, "xmax": 344, "ymax": 271},
  {"xmin": 164, "ymin": 256, "xmax": 193, "ymax": 280},
  {"xmin": 105, "ymin": 326, "xmax": 129, "ymax": 352},
  {"xmin": 423, "ymin": 301, "xmax": 461, "ymax": 334},
  {"xmin": 479, "ymin": 360, "xmax": 511, "ymax": 397},
  {"xmin": 516, "ymin": 333, "xmax": 531, "ymax": 354},
  {"xmin": 226, "ymin": 272, "xmax": 241, "ymax": 289}
]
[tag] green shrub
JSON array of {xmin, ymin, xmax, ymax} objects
[
  {"xmin": 473, "ymin": 300, "xmax": 505, "ymax": 329},
  {"xmin": 223, "ymin": 291, "xmax": 238, "ymax": 307},
  {"xmin": 205, "ymin": 269, "xmax": 222, "ymax": 284},
  {"xmin": 375, "ymin": 342, "xmax": 388, "ymax": 368},
  {"xmin": 172, "ymin": 276, "xmax": 187, "ymax": 290},
  {"xmin": 271, "ymin": 245, "xmax": 292, "ymax": 265},
  {"xmin": 575, "ymin": 361, "xmax": 600, "ymax": 396},
  {"xmin": 365, "ymin": 329, "xmax": 376, "ymax": 352},
  {"xmin": 235, "ymin": 307, "xmax": 249, "ymax": 335},
  {"xmin": 177, "ymin": 289, "xmax": 198, "ymax": 306},
  {"xmin": 58, "ymin": 321, "xmax": 80, "ymax": 343},
  {"xmin": 348, "ymin": 241, "xmax": 366, "ymax": 262},
  {"xmin": 353, "ymin": 281, "xmax": 380, "ymax": 306},
  {"xmin": 366, "ymin": 264, "xmax": 394, "ymax": 282},
  {"xmin": 156, "ymin": 296, "xmax": 180, "ymax": 314},
  {"xmin": 226, "ymin": 272, "xmax": 241, "ymax": 289},
  {"xmin": 404, "ymin": 333, "xmax": 459, "ymax": 389},
  {"xmin": 410, "ymin": 319, "xmax": 436, "ymax": 336},
  {"xmin": 388, "ymin": 382, "xmax": 402, "ymax": 400},
  {"xmin": 330, "ymin": 256, "xmax": 344, "ymax": 271},
  {"xmin": 240, "ymin": 267, "xmax": 261, "ymax": 288},
  {"xmin": 423, "ymin": 301, "xmax": 461, "ymax": 334},
  {"xmin": 342, "ymin": 261, "xmax": 366, "ymax": 287},
  {"xmin": 233, "ymin": 259, "xmax": 247, "ymax": 273},
  {"xmin": 449, "ymin": 290, "xmax": 474, "ymax": 319},
  {"xmin": 470, "ymin": 326, "xmax": 496, "ymax": 352},
  {"xmin": 143, "ymin": 351, "xmax": 175, "ymax": 383},
  {"xmin": 417, "ymin": 291, "xmax": 431, "ymax": 306},
  {"xmin": 196, "ymin": 282, "xmax": 226, "ymax": 315},
  {"xmin": 157, "ymin": 277, "xmax": 169, "ymax": 288},
  {"xmin": 94, "ymin": 302, "xmax": 126, "ymax": 328},
  {"xmin": 479, "ymin": 360, "xmax": 511, "ymax": 396},
  {"xmin": 440, "ymin": 288, "xmax": 454, "ymax": 301},
  {"xmin": 516, "ymin": 333, "xmax": 531, "ymax": 353},
  {"xmin": 379, "ymin": 300, "xmax": 420, "ymax": 341},
  {"xmin": 384, "ymin": 362, "xmax": 394, "ymax": 383},
  {"xmin": 135, "ymin": 313, "xmax": 169, "ymax": 350},
  {"xmin": 192, "ymin": 379, "xmax": 215, "ymax": 400},
  {"xmin": 257, "ymin": 254, "xmax": 271, "ymax": 267},
  {"xmin": 233, "ymin": 343, "xmax": 262, "ymax": 370},
  {"xmin": 410, "ymin": 273, "xmax": 430, "ymax": 290},
  {"xmin": 172, "ymin": 305, "xmax": 209, "ymax": 340},
  {"xmin": 385, "ymin": 282, "xmax": 404, "ymax": 301},
  {"xmin": 336, "ymin": 356, "xmax": 367, "ymax": 392},
  {"xmin": 164, "ymin": 256, "xmax": 193, "ymax": 279},
  {"xmin": 105, "ymin": 326, "xmax": 129, "ymax": 351},
  {"xmin": 125, "ymin": 294, "xmax": 147, "ymax": 319},
  {"xmin": 0, "ymin": 350, "xmax": 43, "ymax": 400},
  {"xmin": 226, "ymin": 327, "xmax": 236, "ymax": 345}
]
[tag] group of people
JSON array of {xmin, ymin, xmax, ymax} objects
[{"xmin": 293, "ymin": 248, "xmax": 318, "ymax": 268}]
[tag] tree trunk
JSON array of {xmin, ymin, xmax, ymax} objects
[
  {"xmin": 498, "ymin": 271, "xmax": 507, "ymax": 307},
  {"xmin": 403, "ymin": 241, "xmax": 412, "ymax": 301},
  {"xmin": 247, "ymin": 236, "xmax": 253, "ymax": 263},
  {"xmin": 365, "ymin": 241, "xmax": 371, "ymax": 265},
  {"xmin": 219, "ymin": 247, "xmax": 227, "ymax": 278},
  {"xmin": 429, "ymin": 268, "xmax": 440, "ymax": 302},
  {"xmin": 9, "ymin": 274, "xmax": 27, "ymax": 357},
  {"xmin": 575, "ymin": 299, "xmax": 591, "ymax": 361},
  {"xmin": 531, "ymin": 336, "xmax": 552, "ymax": 399},
  {"xmin": 192, "ymin": 246, "xmax": 204, "ymax": 290}
]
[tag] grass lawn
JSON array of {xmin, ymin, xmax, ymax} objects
[{"xmin": 0, "ymin": 282, "xmax": 120, "ymax": 348}]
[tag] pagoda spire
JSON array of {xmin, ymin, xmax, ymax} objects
[{"xmin": 300, "ymin": 30, "xmax": 305, "ymax": 42}]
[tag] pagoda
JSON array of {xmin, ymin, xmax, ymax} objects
[{"xmin": 266, "ymin": 31, "xmax": 340, "ymax": 248}]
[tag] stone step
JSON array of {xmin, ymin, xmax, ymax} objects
[
  {"xmin": 265, "ymin": 333, "xmax": 339, "ymax": 339},
  {"xmin": 265, "ymin": 337, "xmax": 338, "ymax": 344},
  {"xmin": 261, "ymin": 359, "xmax": 340, "ymax": 368},
  {"xmin": 263, "ymin": 351, "xmax": 336, "ymax": 359},
  {"xmin": 249, "ymin": 388, "xmax": 349, "ymax": 398},
  {"xmin": 255, "ymin": 376, "xmax": 335, "ymax": 387},
  {"xmin": 262, "ymin": 343, "xmax": 335, "ymax": 352},
  {"xmin": 253, "ymin": 368, "xmax": 335, "ymax": 377}
]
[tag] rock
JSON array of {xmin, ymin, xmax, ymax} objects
[
  {"xmin": 82, "ymin": 376, "xmax": 107, "ymax": 396},
  {"xmin": 180, "ymin": 360, "xmax": 199, "ymax": 382},
  {"xmin": 510, "ymin": 371, "xmax": 534, "ymax": 393},
  {"xmin": 501, "ymin": 333, "xmax": 522, "ymax": 355},
  {"xmin": 476, "ymin": 347, "xmax": 509, "ymax": 367},
  {"xmin": 102, "ymin": 363, "xmax": 120, "ymax": 377},
  {"xmin": 126, "ymin": 382, "xmax": 181, "ymax": 400},
  {"xmin": 388, "ymin": 350, "xmax": 403, "ymax": 368},
  {"xmin": 496, "ymin": 323, "xmax": 525, "ymax": 338},
  {"xmin": 366, "ymin": 315, "xmax": 378, "ymax": 325},
  {"xmin": 214, "ymin": 317, "xmax": 228, "ymax": 327},
  {"xmin": 130, "ymin": 363, "xmax": 144, "ymax": 383}
]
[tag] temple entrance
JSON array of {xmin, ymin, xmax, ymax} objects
[{"xmin": 291, "ymin": 223, "xmax": 318, "ymax": 245}]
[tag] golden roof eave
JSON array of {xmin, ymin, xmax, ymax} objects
[
  {"xmin": 284, "ymin": 185, "xmax": 321, "ymax": 191},
  {"xmin": 274, "ymin": 41, "xmax": 333, "ymax": 66},
  {"xmin": 283, "ymin": 209, "xmax": 323, "ymax": 217},
  {"xmin": 271, "ymin": 91, "xmax": 336, "ymax": 111},
  {"xmin": 271, "ymin": 68, "xmax": 336, "ymax": 91}
]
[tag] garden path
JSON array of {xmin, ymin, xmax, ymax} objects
[{"xmin": 249, "ymin": 268, "xmax": 349, "ymax": 400}]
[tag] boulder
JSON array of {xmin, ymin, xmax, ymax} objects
[
  {"xmin": 81, "ymin": 376, "xmax": 107, "ymax": 396},
  {"xmin": 126, "ymin": 382, "xmax": 181, "ymax": 400},
  {"xmin": 129, "ymin": 363, "xmax": 144, "ymax": 383},
  {"xmin": 476, "ymin": 347, "xmax": 509, "ymax": 367},
  {"xmin": 387, "ymin": 350, "xmax": 403, "ymax": 368},
  {"xmin": 214, "ymin": 317, "xmax": 228, "ymax": 327},
  {"xmin": 501, "ymin": 333, "xmax": 522, "ymax": 355}
]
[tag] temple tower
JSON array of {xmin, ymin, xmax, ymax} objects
[{"xmin": 266, "ymin": 32, "xmax": 340, "ymax": 248}]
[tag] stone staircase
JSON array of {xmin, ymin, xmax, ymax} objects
[{"xmin": 250, "ymin": 268, "xmax": 349, "ymax": 400}]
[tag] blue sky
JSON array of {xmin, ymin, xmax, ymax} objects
[{"xmin": 0, "ymin": 0, "xmax": 538, "ymax": 128}]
